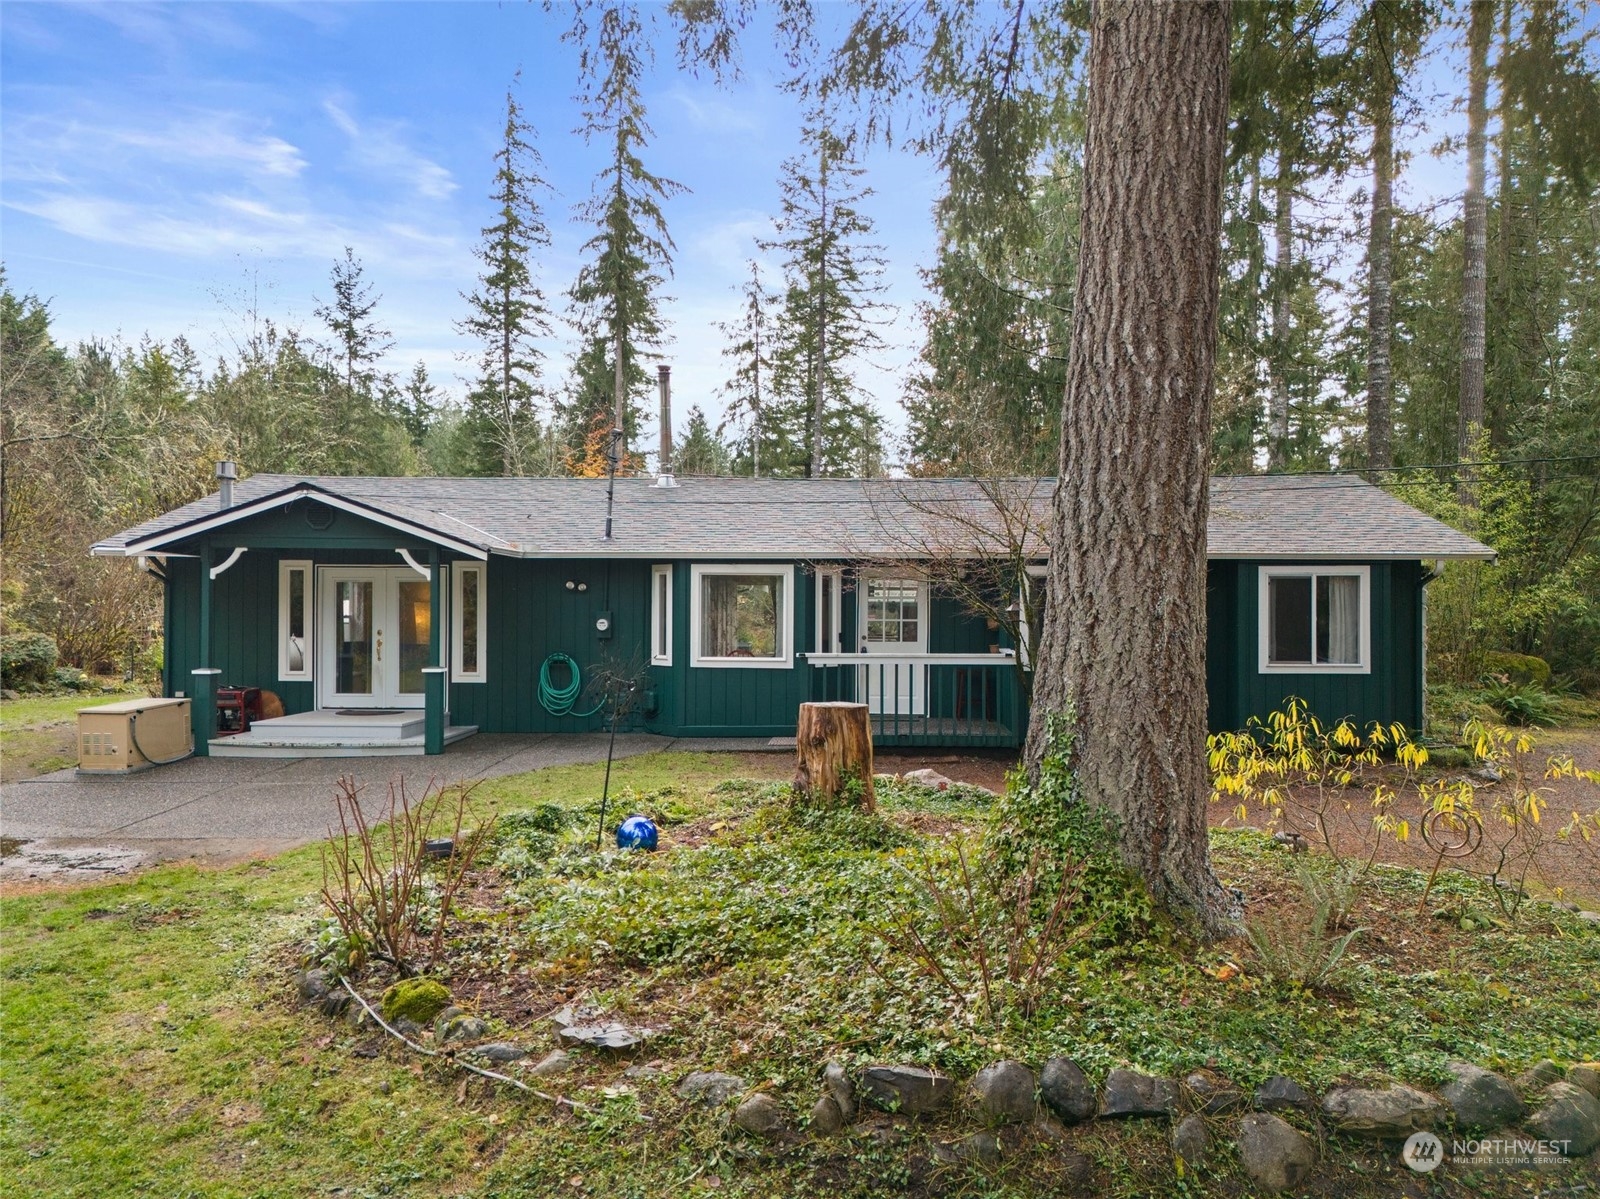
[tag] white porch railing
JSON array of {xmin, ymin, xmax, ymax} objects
[{"xmin": 803, "ymin": 651, "xmax": 1021, "ymax": 746}]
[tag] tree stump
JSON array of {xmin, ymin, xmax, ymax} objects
[{"xmin": 793, "ymin": 702, "xmax": 875, "ymax": 811}]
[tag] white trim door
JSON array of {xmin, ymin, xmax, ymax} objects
[
  {"xmin": 317, "ymin": 567, "xmax": 433, "ymax": 708},
  {"xmin": 859, "ymin": 576, "xmax": 928, "ymax": 716}
]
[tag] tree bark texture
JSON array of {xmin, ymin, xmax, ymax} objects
[
  {"xmin": 1267, "ymin": 170, "xmax": 1293, "ymax": 471},
  {"xmin": 1023, "ymin": 0, "xmax": 1236, "ymax": 934},
  {"xmin": 1458, "ymin": 0, "xmax": 1492, "ymax": 483},
  {"xmin": 794, "ymin": 702, "xmax": 875, "ymax": 810},
  {"xmin": 1366, "ymin": 31, "xmax": 1395, "ymax": 472}
]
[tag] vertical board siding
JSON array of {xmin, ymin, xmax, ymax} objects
[
  {"xmin": 165, "ymin": 510, "xmax": 1444, "ymax": 744},
  {"xmin": 1209, "ymin": 559, "xmax": 1425, "ymax": 734},
  {"xmin": 449, "ymin": 558, "xmax": 652, "ymax": 734}
]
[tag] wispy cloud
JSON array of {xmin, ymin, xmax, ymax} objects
[
  {"xmin": 3, "ymin": 106, "xmax": 306, "ymax": 184},
  {"xmin": 323, "ymin": 96, "xmax": 457, "ymax": 201},
  {"xmin": 665, "ymin": 84, "xmax": 764, "ymax": 135}
]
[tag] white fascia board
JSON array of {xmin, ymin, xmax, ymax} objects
[
  {"xmin": 1206, "ymin": 550, "xmax": 1496, "ymax": 562},
  {"xmin": 118, "ymin": 486, "xmax": 490, "ymax": 560}
]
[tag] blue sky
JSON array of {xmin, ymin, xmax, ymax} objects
[{"xmin": 1, "ymin": 1, "xmax": 942, "ymax": 453}]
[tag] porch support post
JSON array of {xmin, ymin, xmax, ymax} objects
[
  {"xmin": 193, "ymin": 542, "xmax": 216, "ymax": 756},
  {"xmin": 428, "ymin": 549, "xmax": 441, "ymax": 666},
  {"xmin": 191, "ymin": 669, "xmax": 220, "ymax": 756},
  {"xmin": 422, "ymin": 668, "xmax": 447, "ymax": 755}
]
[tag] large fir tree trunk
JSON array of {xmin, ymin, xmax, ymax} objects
[
  {"xmin": 1267, "ymin": 171, "xmax": 1293, "ymax": 470},
  {"xmin": 1458, "ymin": 0, "xmax": 1493, "ymax": 485},
  {"xmin": 1023, "ymin": 0, "xmax": 1237, "ymax": 935},
  {"xmin": 1366, "ymin": 32, "xmax": 1396, "ymax": 472}
]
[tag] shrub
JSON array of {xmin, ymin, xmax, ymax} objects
[
  {"xmin": 1244, "ymin": 896, "xmax": 1361, "ymax": 990},
  {"xmin": 1, "ymin": 632, "xmax": 58, "ymax": 687},
  {"xmin": 1209, "ymin": 697, "xmax": 1431, "ymax": 867},
  {"xmin": 1482, "ymin": 650, "xmax": 1552, "ymax": 689},
  {"xmin": 319, "ymin": 777, "xmax": 494, "ymax": 976},
  {"xmin": 52, "ymin": 666, "xmax": 91, "ymax": 691},
  {"xmin": 1480, "ymin": 679, "xmax": 1558, "ymax": 726}
]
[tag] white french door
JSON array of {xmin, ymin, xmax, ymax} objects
[
  {"xmin": 859, "ymin": 576, "xmax": 928, "ymax": 716},
  {"xmin": 317, "ymin": 567, "xmax": 433, "ymax": 709}
]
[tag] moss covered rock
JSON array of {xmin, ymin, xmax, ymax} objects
[
  {"xmin": 380, "ymin": 977, "xmax": 451, "ymax": 1025},
  {"xmin": 1483, "ymin": 650, "xmax": 1551, "ymax": 688}
]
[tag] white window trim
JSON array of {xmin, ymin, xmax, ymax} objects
[
  {"xmin": 815, "ymin": 568, "xmax": 843, "ymax": 656},
  {"xmin": 277, "ymin": 559, "xmax": 314, "ymax": 681},
  {"xmin": 1020, "ymin": 564, "xmax": 1048, "ymax": 671},
  {"xmin": 1257, "ymin": 564, "xmax": 1371, "ymax": 675},
  {"xmin": 690, "ymin": 563, "xmax": 795, "ymax": 669},
  {"xmin": 451, "ymin": 562, "xmax": 487, "ymax": 683},
  {"xmin": 651, "ymin": 564, "xmax": 673, "ymax": 666}
]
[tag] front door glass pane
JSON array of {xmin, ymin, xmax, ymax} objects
[
  {"xmin": 336, "ymin": 580, "xmax": 374, "ymax": 694},
  {"xmin": 864, "ymin": 580, "xmax": 920, "ymax": 646},
  {"xmin": 397, "ymin": 579, "xmax": 430, "ymax": 695}
]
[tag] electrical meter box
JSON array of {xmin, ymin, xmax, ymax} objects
[{"xmin": 77, "ymin": 698, "xmax": 192, "ymax": 774}]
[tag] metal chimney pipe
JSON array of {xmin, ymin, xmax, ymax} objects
[
  {"xmin": 215, "ymin": 460, "xmax": 237, "ymax": 509},
  {"xmin": 657, "ymin": 365, "xmax": 673, "ymax": 477}
]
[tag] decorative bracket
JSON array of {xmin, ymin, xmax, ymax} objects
[
  {"xmin": 209, "ymin": 547, "xmax": 247, "ymax": 580},
  {"xmin": 397, "ymin": 548, "xmax": 432, "ymax": 580}
]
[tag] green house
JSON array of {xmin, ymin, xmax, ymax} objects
[{"xmin": 93, "ymin": 471, "xmax": 1493, "ymax": 757}]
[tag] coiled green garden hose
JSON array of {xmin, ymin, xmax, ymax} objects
[{"xmin": 538, "ymin": 653, "xmax": 604, "ymax": 718}]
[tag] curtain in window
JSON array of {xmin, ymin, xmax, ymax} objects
[
  {"xmin": 704, "ymin": 576, "xmax": 741, "ymax": 656},
  {"xmin": 1320, "ymin": 575, "xmax": 1360, "ymax": 664}
]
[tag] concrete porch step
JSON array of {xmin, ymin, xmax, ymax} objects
[
  {"xmin": 209, "ymin": 724, "xmax": 478, "ymax": 758},
  {"xmin": 243, "ymin": 709, "xmax": 425, "ymax": 740}
]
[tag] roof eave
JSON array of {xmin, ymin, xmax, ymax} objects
[{"xmin": 116, "ymin": 483, "xmax": 492, "ymax": 560}]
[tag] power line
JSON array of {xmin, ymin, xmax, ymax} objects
[{"xmin": 1215, "ymin": 453, "xmax": 1600, "ymax": 477}]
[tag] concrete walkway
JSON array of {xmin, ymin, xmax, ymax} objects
[{"xmin": 0, "ymin": 733, "xmax": 780, "ymax": 880}]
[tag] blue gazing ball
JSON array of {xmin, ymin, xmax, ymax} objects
[{"xmin": 616, "ymin": 814, "xmax": 659, "ymax": 851}]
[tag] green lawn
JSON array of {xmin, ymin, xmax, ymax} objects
[
  {"xmin": 2, "ymin": 752, "xmax": 1597, "ymax": 1198},
  {"xmin": 0, "ymin": 686, "xmax": 144, "ymax": 781}
]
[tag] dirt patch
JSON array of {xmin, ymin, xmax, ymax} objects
[{"xmin": 1211, "ymin": 729, "xmax": 1600, "ymax": 907}]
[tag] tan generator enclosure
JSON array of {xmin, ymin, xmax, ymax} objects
[{"xmin": 77, "ymin": 698, "xmax": 193, "ymax": 774}]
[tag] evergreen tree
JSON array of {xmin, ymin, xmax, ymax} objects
[
  {"xmin": 763, "ymin": 113, "xmax": 890, "ymax": 478},
  {"xmin": 565, "ymin": 4, "xmax": 686, "ymax": 465},
  {"xmin": 314, "ymin": 246, "xmax": 393, "ymax": 400},
  {"xmin": 1351, "ymin": 0, "xmax": 1432, "ymax": 471},
  {"xmin": 905, "ymin": 154, "xmax": 1079, "ymax": 475},
  {"xmin": 1225, "ymin": 0, "xmax": 1346, "ymax": 472},
  {"xmin": 674, "ymin": 404, "xmax": 731, "ymax": 476},
  {"xmin": 1458, "ymin": 0, "xmax": 1493, "ymax": 481},
  {"xmin": 715, "ymin": 259, "xmax": 777, "ymax": 476},
  {"xmin": 458, "ymin": 81, "xmax": 554, "ymax": 477},
  {"xmin": 400, "ymin": 361, "xmax": 440, "ymax": 449}
]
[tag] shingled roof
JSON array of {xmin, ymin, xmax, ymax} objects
[{"xmin": 93, "ymin": 473, "xmax": 1494, "ymax": 562}]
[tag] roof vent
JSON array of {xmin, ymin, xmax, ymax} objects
[
  {"xmin": 215, "ymin": 460, "xmax": 237, "ymax": 509},
  {"xmin": 655, "ymin": 472, "xmax": 679, "ymax": 489}
]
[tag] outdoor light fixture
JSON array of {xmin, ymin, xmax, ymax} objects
[
  {"xmin": 565, "ymin": 580, "xmax": 590, "ymax": 592},
  {"xmin": 565, "ymin": 580, "xmax": 576, "ymax": 590}
]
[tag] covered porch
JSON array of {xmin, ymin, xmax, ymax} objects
[
  {"xmin": 803, "ymin": 652, "xmax": 1025, "ymax": 749},
  {"xmin": 102, "ymin": 479, "xmax": 495, "ymax": 758}
]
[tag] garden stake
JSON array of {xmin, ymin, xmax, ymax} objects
[{"xmin": 595, "ymin": 693, "xmax": 621, "ymax": 849}]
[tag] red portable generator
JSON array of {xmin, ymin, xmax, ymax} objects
[{"xmin": 216, "ymin": 686, "xmax": 264, "ymax": 735}]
